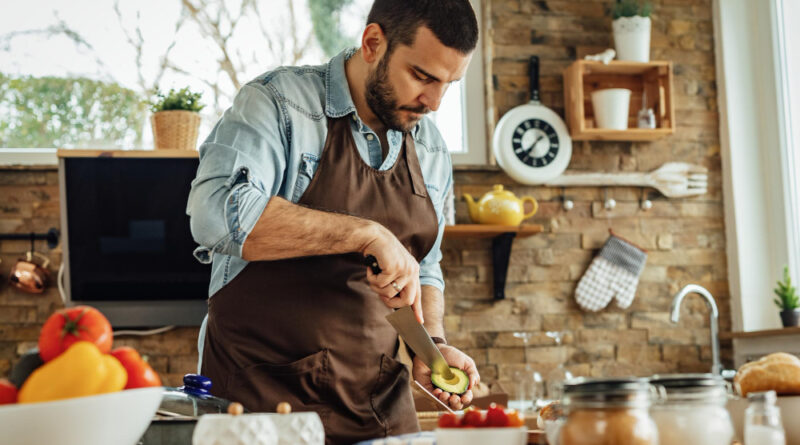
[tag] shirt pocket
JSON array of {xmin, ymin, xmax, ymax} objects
[{"xmin": 291, "ymin": 152, "xmax": 320, "ymax": 202}]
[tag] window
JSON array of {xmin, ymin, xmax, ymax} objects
[
  {"xmin": 715, "ymin": 0, "xmax": 800, "ymax": 332},
  {"xmin": 0, "ymin": 0, "xmax": 487, "ymax": 164}
]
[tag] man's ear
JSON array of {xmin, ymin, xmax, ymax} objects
[{"xmin": 360, "ymin": 23, "xmax": 387, "ymax": 65}]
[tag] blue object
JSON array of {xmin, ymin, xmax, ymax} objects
[{"xmin": 179, "ymin": 374, "xmax": 213, "ymax": 398}]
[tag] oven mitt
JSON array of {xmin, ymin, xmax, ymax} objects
[{"xmin": 575, "ymin": 234, "xmax": 647, "ymax": 311}]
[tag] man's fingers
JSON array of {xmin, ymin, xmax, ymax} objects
[
  {"xmin": 411, "ymin": 280, "xmax": 424, "ymax": 324},
  {"xmin": 460, "ymin": 390, "xmax": 473, "ymax": 406},
  {"xmin": 448, "ymin": 394, "xmax": 462, "ymax": 410}
]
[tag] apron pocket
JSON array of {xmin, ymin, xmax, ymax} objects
[
  {"xmin": 227, "ymin": 349, "xmax": 330, "ymax": 415},
  {"xmin": 369, "ymin": 354, "xmax": 419, "ymax": 435}
]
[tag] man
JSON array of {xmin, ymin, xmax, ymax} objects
[{"xmin": 187, "ymin": 1, "xmax": 480, "ymax": 442}]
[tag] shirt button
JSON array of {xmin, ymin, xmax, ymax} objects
[
  {"xmin": 352, "ymin": 115, "xmax": 357, "ymax": 121},
  {"xmin": 366, "ymin": 134, "xmax": 374, "ymax": 141}
]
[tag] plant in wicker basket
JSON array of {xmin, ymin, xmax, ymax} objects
[{"xmin": 149, "ymin": 87, "xmax": 205, "ymax": 150}]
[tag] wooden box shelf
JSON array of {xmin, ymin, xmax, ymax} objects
[{"xmin": 563, "ymin": 60, "xmax": 674, "ymax": 141}]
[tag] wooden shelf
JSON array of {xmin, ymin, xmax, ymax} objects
[
  {"xmin": 444, "ymin": 224, "xmax": 544, "ymax": 239},
  {"xmin": 443, "ymin": 224, "xmax": 544, "ymax": 300},
  {"xmin": 57, "ymin": 149, "xmax": 199, "ymax": 158},
  {"xmin": 720, "ymin": 326, "xmax": 800, "ymax": 340},
  {"xmin": 563, "ymin": 60, "xmax": 675, "ymax": 141}
]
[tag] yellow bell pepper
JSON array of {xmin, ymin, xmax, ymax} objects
[{"xmin": 19, "ymin": 341, "xmax": 127, "ymax": 404}]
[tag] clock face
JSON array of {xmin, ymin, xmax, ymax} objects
[{"xmin": 510, "ymin": 118, "xmax": 560, "ymax": 168}]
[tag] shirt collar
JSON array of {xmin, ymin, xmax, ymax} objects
[{"xmin": 324, "ymin": 48, "xmax": 358, "ymax": 118}]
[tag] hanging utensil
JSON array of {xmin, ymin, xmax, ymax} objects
[{"xmin": 545, "ymin": 162, "xmax": 708, "ymax": 198}]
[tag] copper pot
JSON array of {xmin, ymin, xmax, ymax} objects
[{"xmin": 9, "ymin": 251, "xmax": 50, "ymax": 293}]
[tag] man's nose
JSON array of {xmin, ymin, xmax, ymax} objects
[{"xmin": 419, "ymin": 84, "xmax": 447, "ymax": 112}]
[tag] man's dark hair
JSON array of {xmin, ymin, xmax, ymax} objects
[{"xmin": 366, "ymin": 0, "xmax": 479, "ymax": 55}]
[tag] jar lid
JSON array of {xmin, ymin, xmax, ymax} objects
[
  {"xmin": 648, "ymin": 373, "xmax": 731, "ymax": 403},
  {"xmin": 563, "ymin": 377, "xmax": 654, "ymax": 408}
]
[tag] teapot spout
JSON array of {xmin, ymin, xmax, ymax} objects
[{"xmin": 462, "ymin": 193, "xmax": 479, "ymax": 223}]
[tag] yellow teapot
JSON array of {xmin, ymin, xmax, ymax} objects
[{"xmin": 463, "ymin": 185, "xmax": 538, "ymax": 226}]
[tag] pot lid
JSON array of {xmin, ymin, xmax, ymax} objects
[{"xmin": 158, "ymin": 374, "xmax": 241, "ymax": 418}]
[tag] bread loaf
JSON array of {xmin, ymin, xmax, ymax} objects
[{"xmin": 734, "ymin": 352, "xmax": 800, "ymax": 396}]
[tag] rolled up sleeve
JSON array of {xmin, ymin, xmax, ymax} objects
[
  {"xmin": 418, "ymin": 163, "xmax": 452, "ymax": 292},
  {"xmin": 187, "ymin": 83, "xmax": 287, "ymax": 263}
]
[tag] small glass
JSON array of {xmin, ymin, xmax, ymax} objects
[
  {"xmin": 509, "ymin": 332, "xmax": 544, "ymax": 413},
  {"xmin": 545, "ymin": 331, "xmax": 574, "ymax": 401}
]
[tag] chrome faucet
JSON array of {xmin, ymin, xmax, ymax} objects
[{"xmin": 670, "ymin": 284, "xmax": 722, "ymax": 375}]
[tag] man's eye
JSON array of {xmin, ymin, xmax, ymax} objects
[{"xmin": 413, "ymin": 71, "xmax": 427, "ymax": 81}]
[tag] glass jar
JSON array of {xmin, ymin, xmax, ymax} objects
[
  {"xmin": 560, "ymin": 377, "xmax": 659, "ymax": 445},
  {"xmin": 648, "ymin": 374, "xmax": 733, "ymax": 445}
]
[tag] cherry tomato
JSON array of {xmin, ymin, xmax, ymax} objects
[
  {"xmin": 437, "ymin": 412, "xmax": 459, "ymax": 428},
  {"xmin": 0, "ymin": 379, "xmax": 18, "ymax": 404},
  {"xmin": 461, "ymin": 407, "xmax": 485, "ymax": 427},
  {"xmin": 507, "ymin": 409, "xmax": 525, "ymax": 427},
  {"xmin": 111, "ymin": 347, "xmax": 162, "ymax": 389},
  {"xmin": 485, "ymin": 403, "xmax": 509, "ymax": 427},
  {"xmin": 39, "ymin": 306, "xmax": 113, "ymax": 362}
]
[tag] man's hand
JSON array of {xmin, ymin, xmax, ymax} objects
[
  {"xmin": 413, "ymin": 344, "xmax": 480, "ymax": 410},
  {"xmin": 362, "ymin": 224, "xmax": 424, "ymax": 323}
]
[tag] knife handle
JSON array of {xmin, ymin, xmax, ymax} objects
[{"xmin": 363, "ymin": 254, "xmax": 382, "ymax": 275}]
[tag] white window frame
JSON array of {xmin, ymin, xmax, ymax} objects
[
  {"xmin": 714, "ymin": 0, "xmax": 799, "ymax": 333},
  {"xmin": 450, "ymin": 0, "xmax": 489, "ymax": 165}
]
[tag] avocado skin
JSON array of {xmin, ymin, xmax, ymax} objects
[{"xmin": 431, "ymin": 367, "xmax": 469, "ymax": 395}]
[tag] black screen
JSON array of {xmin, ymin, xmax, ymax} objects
[{"xmin": 64, "ymin": 157, "xmax": 210, "ymax": 301}]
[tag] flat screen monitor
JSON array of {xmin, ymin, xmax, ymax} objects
[{"xmin": 58, "ymin": 150, "xmax": 209, "ymax": 327}]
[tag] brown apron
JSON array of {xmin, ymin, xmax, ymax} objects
[{"xmin": 201, "ymin": 115, "xmax": 439, "ymax": 444}]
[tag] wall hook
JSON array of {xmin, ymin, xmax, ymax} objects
[
  {"xmin": 640, "ymin": 189, "xmax": 653, "ymax": 211},
  {"xmin": 603, "ymin": 188, "xmax": 616, "ymax": 210},
  {"xmin": 561, "ymin": 187, "xmax": 574, "ymax": 211}
]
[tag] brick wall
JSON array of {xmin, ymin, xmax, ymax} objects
[{"xmin": 0, "ymin": 0, "xmax": 728, "ymax": 388}]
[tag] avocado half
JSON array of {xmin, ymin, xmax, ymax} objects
[{"xmin": 431, "ymin": 367, "xmax": 469, "ymax": 394}]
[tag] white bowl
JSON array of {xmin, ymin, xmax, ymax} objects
[
  {"xmin": 0, "ymin": 387, "xmax": 163, "ymax": 445},
  {"xmin": 727, "ymin": 395, "xmax": 800, "ymax": 445},
  {"xmin": 435, "ymin": 427, "xmax": 527, "ymax": 445}
]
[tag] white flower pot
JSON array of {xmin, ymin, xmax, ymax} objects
[
  {"xmin": 613, "ymin": 16, "xmax": 651, "ymax": 62},
  {"xmin": 591, "ymin": 88, "xmax": 632, "ymax": 130}
]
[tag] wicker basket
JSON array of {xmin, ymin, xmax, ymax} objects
[{"xmin": 151, "ymin": 110, "xmax": 202, "ymax": 150}]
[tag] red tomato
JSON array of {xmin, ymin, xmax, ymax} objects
[
  {"xmin": 485, "ymin": 403, "xmax": 509, "ymax": 427},
  {"xmin": 507, "ymin": 410, "xmax": 525, "ymax": 427},
  {"xmin": 437, "ymin": 412, "xmax": 459, "ymax": 428},
  {"xmin": 39, "ymin": 306, "xmax": 113, "ymax": 362},
  {"xmin": 111, "ymin": 347, "xmax": 162, "ymax": 389},
  {"xmin": 0, "ymin": 379, "xmax": 17, "ymax": 404},
  {"xmin": 461, "ymin": 407, "xmax": 485, "ymax": 427}
]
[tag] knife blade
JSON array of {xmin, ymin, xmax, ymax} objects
[
  {"xmin": 414, "ymin": 380, "xmax": 456, "ymax": 414},
  {"xmin": 386, "ymin": 306, "xmax": 455, "ymax": 380}
]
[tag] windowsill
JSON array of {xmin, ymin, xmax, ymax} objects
[
  {"xmin": 453, "ymin": 164, "xmax": 500, "ymax": 172},
  {"xmin": 720, "ymin": 326, "xmax": 800, "ymax": 340}
]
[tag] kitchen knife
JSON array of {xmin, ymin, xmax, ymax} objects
[{"xmin": 386, "ymin": 306, "xmax": 455, "ymax": 380}]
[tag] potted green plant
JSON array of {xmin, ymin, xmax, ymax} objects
[
  {"xmin": 774, "ymin": 266, "xmax": 800, "ymax": 327},
  {"xmin": 611, "ymin": 0, "xmax": 653, "ymax": 62},
  {"xmin": 149, "ymin": 87, "xmax": 205, "ymax": 150}
]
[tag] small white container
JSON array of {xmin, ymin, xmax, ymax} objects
[
  {"xmin": 591, "ymin": 88, "xmax": 631, "ymax": 130},
  {"xmin": 435, "ymin": 427, "xmax": 527, "ymax": 445},
  {"xmin": 613, "ymin": 16, "xmax": 651, "ymax": 62},
  {"xmin": 649, "ymin": 374, "xmax": 734, "ymax": 445}
]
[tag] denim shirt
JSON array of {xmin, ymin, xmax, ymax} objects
[{"xmin": 186, "ymin": 48, "xmax": 452, "ymax": 298}]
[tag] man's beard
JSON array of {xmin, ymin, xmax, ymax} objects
[{"xmin": 365, "ymin": 54, "xmax": 430, "ymax": 133}]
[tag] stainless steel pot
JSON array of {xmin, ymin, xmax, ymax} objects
[{"xmin": 138, "ymin": 374, "xmax": 242, "ymax": 445}]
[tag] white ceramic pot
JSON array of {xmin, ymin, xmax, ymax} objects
[
  {"xmin": 727, "ymin": 395, "xmax": 800, "ymax": 445},
  {"xmin": 591, "ymin": 88, "xmax": 632, "ymax": 130},
  {"xmin": 613, "ymin": 16, "xmax": 651, "ymax": 62},
  {"xmin": 435, "ymin": 427, "xmax": 527, "ymax": 445},
  {"xmin": 193, "ymin": 414, "xmax": 278, "ymax": 445}
]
